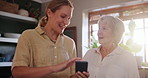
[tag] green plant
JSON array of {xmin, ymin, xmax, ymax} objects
[
  {"xmin": 85, "ymin": 35, "xmax": 99, "ymax": 49},
  {"xmin": 90, "ymin": 35, "xmax": 99, "ymax": 48},
  {"xmin": 142, "ymin": 62, "xmax": 148, "ymax": 67},
  {"xmin": 119, "ymin": 19, "xmax": 142, "ymax": 54}
]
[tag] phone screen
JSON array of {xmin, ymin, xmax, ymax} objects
[{"xmin": 75, "ymin": 61, "xmax": 88, "ymax": 72}]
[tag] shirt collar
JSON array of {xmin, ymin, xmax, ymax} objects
[
  {"xmin": 95, "ymin": 46, "xmax": 122, "ymax": 56},
  {"xmin": 35, "ymin": 24, "xmax": 65, "ymax": 45},
  {"xmin": 35, "ymin": 24, "xmax": 64, "ymax": 36},
  {"xmin": 35, "ymin": 24, "xmax": 45, "ymax": 35},
  {"xmin": 94, "ymin": 46, "xmax": 101, "ymax": 54},
  {"xmin": 110, "ymin": 46, "xmax": 123, "ymax": 55}
]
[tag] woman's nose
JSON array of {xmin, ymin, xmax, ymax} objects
[
  {"xmin": 98, "ymin": 30, "xmax": 102, "ymax": 34},
  {"xmin": 64, "ymin": 19, "xmax": 70, "ymax": 26}
]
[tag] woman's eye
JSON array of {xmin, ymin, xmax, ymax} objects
[
  {"xmin": 61, "ymin": 15, "xmax": 66, "ymax": 18},
  {"xmin": 103, "ymin": 28, "xmax": 106, "ymax": 30}
]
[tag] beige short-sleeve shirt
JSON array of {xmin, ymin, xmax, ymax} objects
[{"xmin": 12, "ymin": 25, "xmax": 76, "ymax": 78}]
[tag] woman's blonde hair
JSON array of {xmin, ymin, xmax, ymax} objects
[
  {"xmin": 39, "ymin": 0, "xmax": 73, "ymax": 27},
  {"xmin": 98, "ymin": 15, "xmax": 125, "ymax": 44}
]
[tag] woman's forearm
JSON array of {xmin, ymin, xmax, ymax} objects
[
  {"xmin": 12, "ymin": 66, "xmax": 54, "ymax": 78},
  {"xmin": 12, "ymin": 57, "xmax": 80, "ymax": 78}
]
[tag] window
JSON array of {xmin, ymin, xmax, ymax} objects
[{"xmin": 89, "ymin": 3, "xmax": 148, "ymax": 63}]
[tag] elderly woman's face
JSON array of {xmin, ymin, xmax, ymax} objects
[{"xmin": 98, "ymin": 21, "xmax": 114, "ymax": 45}]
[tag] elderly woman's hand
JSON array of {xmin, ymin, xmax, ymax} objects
[{"xmin": 71, "ymin": 71, "xmax": 89, "ymax": 78}]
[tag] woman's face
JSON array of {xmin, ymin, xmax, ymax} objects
[
  {"xmin": 98, "ymin": 21, "xmax": 114, "ymax": 45},
  {"xmin": 47, "ymin": 5, "xmax": 73, "ymax": 34}
]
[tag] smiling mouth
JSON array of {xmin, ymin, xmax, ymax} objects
[
  {"xmin": 59, "ymin": 23, "xmax": 67, "ymax": 29},
  {"xmin": 99, "ymin": 37, "xmax": 103, "ymax": 39}
]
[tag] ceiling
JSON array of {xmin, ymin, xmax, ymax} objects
[
  {"xmin": 32, "ymin": 0, "xmax": 73, "ymax": 3},
  {"xmin": 32, "ymin": 0, "xmax": 51, "ymax": 3}
]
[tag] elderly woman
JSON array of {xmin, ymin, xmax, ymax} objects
[{"xmin": 83, "ymin": 16, "xmax": 140, "ymax": 78}]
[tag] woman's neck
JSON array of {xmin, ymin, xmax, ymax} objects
[
  {"xmin": 100, "ymin": 43, "xmax": 117, "ymax": 59},
  {"xmin": 43, "ymin": 26, "xmax": 59, "ymax": 42}
]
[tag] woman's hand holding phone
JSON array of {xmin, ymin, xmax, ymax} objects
[{"xmin": 73, "ymin": 61, "xmax": 89, "ymax": 78}]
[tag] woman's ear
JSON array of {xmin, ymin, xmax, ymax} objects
[{"xmin": 46, "ymin": 9, "xmax": 52, "ymax": 18}]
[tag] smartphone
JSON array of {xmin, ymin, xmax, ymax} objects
[{"xmin": 75, "ymin": 61, "xmax": 88, "ymax": 72}]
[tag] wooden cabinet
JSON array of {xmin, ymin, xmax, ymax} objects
[
  {"xmin": 0, "ymin": 11, "xmax": 38, "ymax": 34},
  {"xmin": 0, "ymin": 10, "xmax": 38, "ymax": 63},
  {"xmin": 0, "ymin": 10, "xmax": 38, "ymax": 78},
  {"xmin": 0, "ymin": 10, "xmax": 38, "ymax": 42},
  {"xmin": 139, "ymin": 67, "xmax": 148, "ymax": 78},
  {"xmin": 0, "ymin": 66, "xmax": 12, "ymax": 78},
  {"xmin": 0, "ymin": 11, "xmax": 38, "ymax": 23},
  {"xmin": 0, "ymin": 0, "xmax": 41, "ymax": 77}
]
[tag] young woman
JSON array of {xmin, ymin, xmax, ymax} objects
[{"xmin": 12, "ymin": 0, "xmax": 89, "ymax": 78}]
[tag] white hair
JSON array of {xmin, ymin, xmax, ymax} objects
[{"xmin": 98, "ymin": 15, "xmax": 125, "ymax": 44}]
